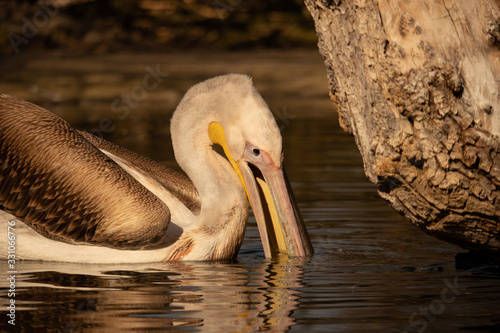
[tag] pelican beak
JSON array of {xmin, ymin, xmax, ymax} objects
[
  {"xmin": 208, "ymin": 122, "xmax": 313, "ymax": 258},
  {"xmin": 237, "ymin": 142, "xmax": 314, "ymax": 258}
]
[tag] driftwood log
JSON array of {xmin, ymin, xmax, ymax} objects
[{"xmin": 305, "ymin": 0, "xmax": 500, "ymax": 257}]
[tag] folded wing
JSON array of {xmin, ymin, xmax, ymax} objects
[{"xmin": 0, "ymin": 95, "xmax": 173, "ymax": 249}]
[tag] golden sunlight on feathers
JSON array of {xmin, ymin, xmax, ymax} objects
[{"xmin": 0, "ymin": 74, "xmax": 313, "ymax": 263}]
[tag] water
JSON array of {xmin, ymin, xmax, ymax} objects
[{"xmin": 1, "ymin": 51, "xmax": 499, "ymax": 332}]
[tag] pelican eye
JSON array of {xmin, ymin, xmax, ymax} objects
[{"xmin": 252, "ymin": 148, "xmax": 261, "ymax": 156}]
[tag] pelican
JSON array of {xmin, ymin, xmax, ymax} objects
[{"xmin": 0, "ymin": 74, "xmax": 313, "ymax": 263}]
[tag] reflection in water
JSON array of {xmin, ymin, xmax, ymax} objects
[
  {"xmin": 2, "ymin": 256, "xmax": 305, "ymax": 332},
  {"xmin": 1, "ymin": 52, "xmax": 499, "ymax": 332},
  {"xmin": 240, "ymin": 256, "xmax": 304, "ymax": 332}
]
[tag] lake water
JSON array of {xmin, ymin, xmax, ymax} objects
[{"xmin": 1, "ymin": 51, "xmax": 499, "ymax": 332}]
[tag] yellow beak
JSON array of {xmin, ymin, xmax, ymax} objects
[
  {"xmin": 208, "ymin": 122, "xmax": 313, "ymax": 258},
  {"xmin": 238, "ymin": 143, "xmax": 314, "ymax": 258}
]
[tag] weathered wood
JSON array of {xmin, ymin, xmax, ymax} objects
[{"xmin": 305, "ymin": 0, "xmax": 500, "ymax": 257}]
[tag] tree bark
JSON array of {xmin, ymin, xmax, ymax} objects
[{"xmin": 305, "ymin": 0, "xmax": 500, "ymax": 257}]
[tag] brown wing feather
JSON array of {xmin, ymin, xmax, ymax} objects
[
  {"xmin": 78, "ymin": 131, "xmax": 201, "ymax": 214},
  {"xmin": 0, "ymin": 94, "xmax": 171, "ymax": 249}
]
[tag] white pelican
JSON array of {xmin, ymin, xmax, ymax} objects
[{"xmin": 0, "ymin": 74, "xmax": 313, "ymax": 263}]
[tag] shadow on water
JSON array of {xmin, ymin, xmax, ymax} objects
[{"xmin": 1, "ymin": 51, "xmax": 500, "ymax": 332}]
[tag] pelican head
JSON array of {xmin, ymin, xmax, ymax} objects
[{"xmin": 171, "ymin": 74, "xmax": 313, "ymax": 258}]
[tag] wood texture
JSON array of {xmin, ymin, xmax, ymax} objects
[{"xmin": 305, "ymin": 0, "xmax": 500, "ymax": 256}]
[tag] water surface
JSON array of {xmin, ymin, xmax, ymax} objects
[{"xmin": 1, "ymin": 51, "xmax": 499, "ymax": 332}]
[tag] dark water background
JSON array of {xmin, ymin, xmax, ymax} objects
[{"xmin": 1, "ymin": 51, "xmax": 499, "ymax": 332}]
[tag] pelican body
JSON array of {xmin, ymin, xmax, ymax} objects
[{"xmin": 0, "ymin": 74, "xmax": 313, "ymax": 263}]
